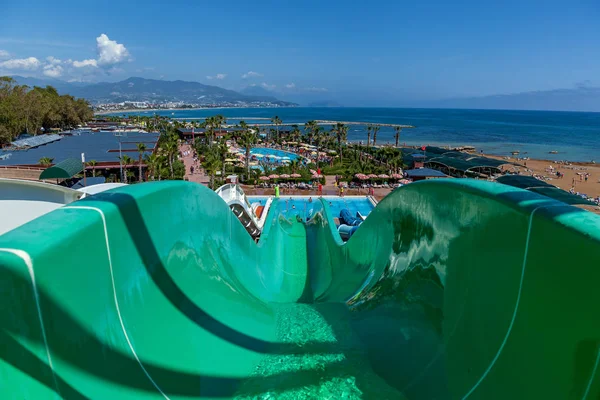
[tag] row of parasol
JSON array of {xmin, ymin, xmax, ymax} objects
[
  {"xmin": 354, "ymin": 173, "xmax": 410, "ymax": 184},
  {"xmin": 355, "ymin": 173, "xmax": 403, "ymax": 180},
  {"xmin": 259, "ymin": 173, "xmax": 303, "ymax": 181}
]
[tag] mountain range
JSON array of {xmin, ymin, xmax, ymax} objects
[
  {"xmin": 9, "ymin": 75, "xmax": 600, "ymax": 111},
  {"xmin": 10, "ymin": 76, "xmax": 298, "ymax": 107},
  {"xmin": 429, "ymin": 86, "xmax": 600, "ymax": 112}
]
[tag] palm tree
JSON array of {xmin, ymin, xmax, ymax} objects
[
  {"xmin": 87, "ymin": 159, "xmax": 98, "ymax": 177},
  {"xmin": 217, "ymin": 141, "xmax": 229, "ymax": 181},
  {"xmin": 290, "ymin": 124, "xmax": 301, "ymax": 147},
  {"xmin": 144, "ymin": 153, "xmax": 162, "ymax": 181},
  {"xmin": 120, "ymin": 155, "xmax": 134, "ymax": 183},
  {"xmin": 136, "ymin": 143, "xmax": 147, "ymax": 182},
  {"xmin": 237, "ymin": 120, "xmax": 257, "ymax": 177},
  {"xmin": 372, "ymin": 125, "xmax": 380, "ymax": 147},
  {"xmin": 271, "ymin": 116, "xmax": 282, "ymax": 140},
  {"xmin": 394, "ymin": 126, "xmax": 402, "ymax": 148},
  {"xmin": 202, "ymin": 146, "xmax": 220, "ymax": 189},
  {"xmin": 203, "ymin": 117, "xmax": 215, "ymax": 146},
  {"xmin": 289, "ymin": 159, "xmax": 300, "ymax": 174},
  {"xmin": 39, "ymin": 157, "xmax": 54, "ymax": 166},
  {"xmin": 304, "ymin": 120, "xmax": 318, "ymax": 145},
  {"xmin": 366, "ymin": 125, "xmax": 372, "ymax": 147},
  {"xmin": 335, "ymin": 122, "xmax": 348, "ymax": 164},
  {"xmin": 162, "ymin": 134, "xmax": 178, "ymax": 179},
  {"xmin": 313, "ymin": 127, "xmax": 324, "ymax": 163}
]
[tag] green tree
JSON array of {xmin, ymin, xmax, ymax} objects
[
  {"xmin": 120, "ymin": 155, "xmax": 134, "ymax": 183},
  {"xmin": 136, "ymin": 143, "xmax": 147, "ymax": 182},
  {"xmin": 334, "ymin": 122, "xmax": 348, "ymax": 164},
  {"xmin": 366, "ymin": 125, "xmax": 372, "ymax": 147},
  {"xmin": 87, "ymin": 159, "xmax": 98, "ymax": 177},
  {"xmin": 237, "ymin": 121, "xmax": 257, "ymax": 178},
  {"xmin": 271, "ymin": 115, "xmax": 282, "ymax": 140},
  {"xmin": 217, "ymin": 141, "xmax": 229, "ymax": 181},
  {"xmin": 38, "ymin": 157, "xmax": 54, "ymax": 166},
  {"xmin": 394, "ymin": 126, "xmax": 402, "ymax": 148},
  {"xmin": 372, "ymin": 125, "xmax": 380, "ymax": 147},
  {"xmin": 304, "ymin": 120, "xmax": 318, "ymax": 145},
  {"xmin": 290, "ymin": 124, "xmax": 301, "ymax": 146},
  {"xmin": 202, "ymin": 146, "xmax": 220, "ymax": 189}
]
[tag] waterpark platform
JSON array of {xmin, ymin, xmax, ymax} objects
[{"xmin": 0, "ymin": 179, "xmax": 598, "ymax": 398}]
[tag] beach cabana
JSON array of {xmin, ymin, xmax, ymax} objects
[
  {"xmin": 39, "ymin": 158, "xmax": 83, "ymax": 180},
  {"xmin": 405, "ymin": 168, "xmax": 448, "ymax": 181},
  {"xmin": 496, "ymin": 175, "xmax": 597, "ymax": 206}
]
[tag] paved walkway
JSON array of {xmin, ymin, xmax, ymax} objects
[{"xmin": 180, "ymin": 143, "xmax": 209, "ymax": 186}]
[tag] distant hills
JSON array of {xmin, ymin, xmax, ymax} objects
[
  {"xmin": 10, "ymin": 76, "xmax": 298, "ymax": 107},
  {"xmin": 430, "ymin": 86, "xmax": 600, "ymax": 112}
]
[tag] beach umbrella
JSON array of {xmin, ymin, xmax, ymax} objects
[
  {"xmin": 290, "ymin": 173, "xmax": 301, "ymax": 178},
  {"xmin": 254, "ymin": 154, "xmax": 264, "ymax": 158},
  {"xmin": 310, "ymin": 169, "xmax": 317, "ymax": 175},
  {"xmin": 368, "ymin": 174, "xmax": 378, "ymax": 178},
  {"xmin": 259, "ymin": 176, "xmax": 270, "ymax": 181},
  {"xmin": 280, "ymin": 174, "xmax": 291, "ymax": 178},
  {"xmin": 268, "ymin": 174, "xmax": 280, "ymax": 179},
  {"xmin": 312, "ymin": 174, "xmax": 323, "ymax": 178},
  {"xmin": 391, "ymin": 173, "xmax": 403, "ymax": 179},
  {"xmin": 378, "ymin": 174, "xmax": 389, "ymax": 179}
]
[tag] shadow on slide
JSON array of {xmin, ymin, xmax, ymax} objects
[{"xmin": 0, "ymin": 179, "xmax": 599, "ymax": 399}]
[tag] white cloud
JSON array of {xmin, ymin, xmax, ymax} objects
[
  {"xmin": 72, "ymin": 59, "xmax": 98, "ymax": 68},
  {"xmin": 207, "ymin": 73, "xmax": 227, "ymax": 80},
  {"xmin": 242, "ymin": 71, "xmax": 263, "ymax": 79},
  {"xmin": 96, "ymin": 33, "xmax": 130, "ymax": 66},
  {"xmin": 46, "ymin": 56, "xmax": 62, "ymax": 65},
  {"xmin": 0, "ymin": 50, "xmax": 10, "ymax": 59},
  {"xmin": 306, "ymin": 87, "xmax": 328, "ymax": 92},
  {"xmin": 285, "ymin": 83, "xmax": 296, "ymax": 89},
  {"xmin": 0, "ymin": 57, "xmax": 41, "ymax": 70},
  {"xmin": 260, "ymin": 82, "xmax": 276, "ymax": 90},
  {"xmin": 43, "ymin": 65, "xmax": 63, "ymax": 78}
]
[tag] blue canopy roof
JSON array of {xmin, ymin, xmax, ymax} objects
[{"xmin": 405, "ymin": 168, "xmax": 448, "ymax": 178}]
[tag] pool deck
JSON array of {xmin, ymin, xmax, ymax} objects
[{"xmin": 241, "ymin": 183, "xmax": 392, "ymax": 202}]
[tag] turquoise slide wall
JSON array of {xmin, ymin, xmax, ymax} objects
[{"xmin": 0, "ymin": 179, "xmax": 598, "ymax": 399}]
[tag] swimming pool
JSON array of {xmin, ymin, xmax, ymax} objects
[
  {"xmin": 248, "ymin": 196, "xmax": 376, "ymax": 221},
  {"xmin": 250, "ymin": 147, "xmax": 300, "ymax": 161}
]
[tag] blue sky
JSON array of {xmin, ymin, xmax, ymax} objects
[{"xmin": 1, "ymin": 0, "xmax": 599, "ymax": 105}]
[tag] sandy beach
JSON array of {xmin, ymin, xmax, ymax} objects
[{"xmin": 487, "ymin": 155, "xmax": 600, "ymax": 198}]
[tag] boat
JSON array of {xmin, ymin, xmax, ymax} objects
[
  {"xmin": 549, "ymin": 150, "xmax": 558, "ymax": 154},
  {"xmin": 511, "ymin": 150, "xmax": 520, "ymax": 155}
]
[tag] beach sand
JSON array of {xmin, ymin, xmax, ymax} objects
[{"xmin": 487, "ymin": 155, "xmax": 600, "ymax": 199}]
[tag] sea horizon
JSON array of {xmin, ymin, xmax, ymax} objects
[{"xmin": 105, "ymin": 107, "xmax": 600, "ymax": 163}]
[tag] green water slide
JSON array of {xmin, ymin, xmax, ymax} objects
[{"xmin": 0, "ymin": 179, "xmax": 599, "ymax": 399}]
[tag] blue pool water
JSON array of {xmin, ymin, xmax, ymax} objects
[
  {"xmin": 249, "ymin": 196, "xmax": 375, "ymax": 221},
  {"xmin": 250, "ymin": 147, "xmax": 300, "ymax": 161}
]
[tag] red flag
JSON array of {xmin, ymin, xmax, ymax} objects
[{"xmin": 421, "ymin": 145, "xmax": 426, "ymax": 151}]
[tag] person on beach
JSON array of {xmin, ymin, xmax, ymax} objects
[
  {"xmin": 340, "ymin": 186, "xmax": 344, "ymax": 197},
  {"xmin": 308, "ymin": 197, "xmax": 313, "ymax": 203}
]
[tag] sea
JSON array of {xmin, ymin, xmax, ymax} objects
[{"xmin": 108, "ymin": 108, "xmax": 600, "ymax": 162}]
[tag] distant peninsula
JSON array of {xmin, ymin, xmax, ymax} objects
[{"xmin": 11, "ymin": 76, "xmax": 299, "ymax": 110}]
